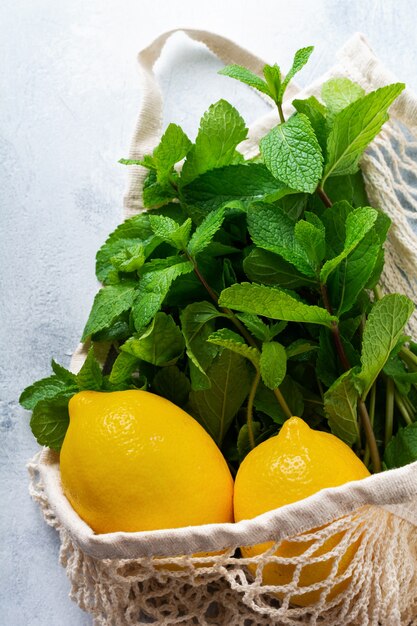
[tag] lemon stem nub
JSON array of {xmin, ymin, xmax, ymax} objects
[{"xmin": 247, "ymin": 370, "xmax": 261, "ymax": 449}]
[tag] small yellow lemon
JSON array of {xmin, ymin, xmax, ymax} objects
[
  {"xmin": 234, "ymin": 416, "xmax": 370, "ymax": 606},
  {"xmin": 60, "ymin": 390, "xmax": 234, "ymax": 533}
]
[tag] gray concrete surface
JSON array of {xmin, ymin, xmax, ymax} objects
[{"xmin": 1, "ymin": 0, "xmax": 416, "ymax": 623}]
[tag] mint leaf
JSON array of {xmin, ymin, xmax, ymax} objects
[
  {"xmin": 180, "ymin": 100, "xmax": 248, "ymax": 184},
  {"xmin": 110, "ymin": 243, "xmax": 146, "ymax": 273},
  {"xmin": 324, "ymin": 369, "xmax": 360, "ymax": 445},
  {"xmin": 321, "ymin": 202, "xmax": 384, "ymax": 313},
  {"xmin": 320, "ymin": 206, "xmax": 378, "ymax": 282},
  {"xmin": 92, "ymin": 317, "xmax": 130, "ymax": 343},
  {"xmin": 183, "ymin": 163, "xmax": 292, "ymax": 211},
  {"xmin": 320, "ymin": 200, "xmax": 353, "ymax": 256},
  {"xmin": 339, "ymin": 316, "xmax": 363, "ymax": 341},
  {"xmin": 260, "ymin": 113, "xmax": 323, "ymax": 193},
  {"xmin": 260, "ymin": 341, "xmax": 287, "ymax": 389},
  {"xmin": 350, "ymin": 171, "xmax": 370, "ymax": 207},
  {"xmin": 82, "ymin": 283, "xmax": 138, "ymax": 341},
  {"xmin": 329, "ymin": 233, "xmax": 380, "ymax": 315},
  {"xmin": 152, "ymin": 123, "xmax": 191, "ymax": 182},
  {"xmin": 263, "ymin": 64, "xmax": 282, "ymax": 103},
  {"xmin": 96, "ymin": 213, "xmax": 156, "ymax": 284},
  {"xmin": 254, "ymin": 383, "xmax": 286, "ymax": 424},
  {"xmin": 236, "ymin": 313, "xmax": 272, "ymax": 342},
  {"xmin": 280, "ymin": 46, "xmax": 314, "ymax": 99},
  {"xmin": 222, "ymin": 257, "xmax": 237, "ymax": 293},
  {"xmin": 316, "ymin": 327, "xmax": 340, "ymax": 387},
  {"xmin": 142, "ymin": 170, "xmax": 177, "ymax": 208},
  {"xmin": 237, "ymin": 422, "xmax": 263, "ymax": 461},
  {"xmin": 189, "ymin": 350, "xmax": 251, "ymax": 445},
  {"xmin": 356, "ymin": 294, "xmax": 414, "ymax": 398},
  {"xmin": 323, "ymin": 83, "xmax": 405, "ymax": 182},
  {"xmin": 51, "ymin": 361, "xmax": 77, "ymax": 384},
  {"xmin": 208, "ymin": 328, "xmax": 260, "ymax": 368},
  {"xmin": 20, "ymin": 373, "xmax": 77, "ymax": 411},
  {"xmin": 204, "ymin": 242, "xmax": 239, "ymax": 257},
  {"xmin": 133, "ymin": 260, "xmax": 193, "ymax": 331},
  {"xmin": 321, "ymin": 78, "xmax": 365, "ymax": 116},
  {"xmin": 149, "ymin": 214, "xmax": 192, "ymax": 250},
  {"xmin": 180, "ymin": 302, "xmax": 223, "ymax": 391},
  {"xmin": 293, "ymin": 95, "xmax": 326, "ymax": 117},
  {"xmin": 286, "ymin": 339, "xmax": 318, "ymax": 360},
  {"xmin": 243, "ymin": 248, "xmax": 315, "ymax": 289},
  {"xmin": 277, "ymin": 193, "xmax": 308, "ymax": 220},
  {"xmin": 321, "ymin": 175, "xmax": 354, "ymax": 206},
  {"xmin": 292, "ymin": 96, "xmax": 327, "ymax": 153},
  {"xmin": 294, "ymin": 214, "xmax": 326, "ymax": 271},
  {"xmin": 122, "ymin": 312, "xmax": 184, "ymax": 366},
  {"xmin": 76, "ymin": 348, "xmax": 103, "ymax": 391},
  {"xmin": 219, "ymin": 283, "xmax": 337, "ymax": 327},
  {"xmin": 247, "ymin": 203, "xmax": 314, "ymax": 277},
  {"xmin": 30, "ymin": 393, "xmax": 72, "ymax": 451},
  {"xmin": 384, "ymin": 356, "xmax": 417, "ymax": 396},
  {"xmin": 152, "ymin": 366, "xmax": 191, "ymax": 407},
  {"xmin": 365, "ymin": 210, "xmax": 392, "ymax": 289},
  {"xmin": 164, "ymin": 255, "xmax": 223, "ymax": 306},
  {"xmin": 109, "ymin": 352, "xmax": 139, "ymax": 385},
  {"xmin": 219, "ymin": 65, "xmax": 271, "ymax": 96},
  {"xmin": 187, "ymin": 206, "xmax": 227, "ymax": 257},
  {"xmin": 139, "ymin": 255, "xmax": 186, "ymax": 274},
  {"xmin": 384, "ymin": 422, "xmax": 417, "ymax": 469}
]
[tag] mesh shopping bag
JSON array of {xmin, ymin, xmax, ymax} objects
[{"xmin": 29, "ymin": 30, "xmax": 417, "ymax": 626}]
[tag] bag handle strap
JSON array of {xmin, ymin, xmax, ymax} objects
[{"xmin": 123, "ymin": 29, "xmax": 269, "ymax": 217}]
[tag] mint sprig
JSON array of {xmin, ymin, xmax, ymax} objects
[{"xmin": 21, "ymin": 46, "xmax": 416, "ymax": 475}]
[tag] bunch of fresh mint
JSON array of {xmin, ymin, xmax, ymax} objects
[{"xmin": 20, "ymin": 46, "xmax": 417, "ymax": 474}]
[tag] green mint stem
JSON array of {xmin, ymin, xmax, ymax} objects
[
  {"xmin": 394, "ymin": 389, "xmax": 413, "ymax": 425},
  {"xmin": 400, "ymin": 346, "xmax": 417, "ymax": 370},
  {"xmin": 373, "ymin": 284, "xmax": 384, "ymax": 301},
  {"xmin": 364, "ymin": 382, "xmax": 376, "ymax": 467},
  {"xmin": 227, "ymin": 311, "xmax": 259, "ymax": 349},
  {"xmin": 404, "ymin": 395, "xmax": 415, "ymax": 420},
  {"xmin": 358, "ymin": 399, "xmax": 381, "ymax": 472},
  {"xmin": 320, "ymin": 283, "xmax": 350, "ymax": 370},
  {"xmin": 331, "ymin": 322, "xmax": 351, "ymax": 371},
  {"xmin": 385, "ymin": 377, "xmax": 395, "ymax": 447},
  {"xmin": 273, "ymin": 387, "xmax": 293, "ymax": 419},
  {"xmin": 320, "ymin": 279, "xmax": 382, "ymax": 472},
  {"xmin": 277, "ymin": 102, "xmax": 286, "ymax": 124},
  {"xmin": 399, "ymin": 348, "xmax": 417, "ymax": 398},
  {"xmin": 317, "ymin": 187, "xmax": 333, "ymax": 208},
  {"xmin": 188, "ymin": 255, "xmax": 220, "ymax": 305},
  {"xmin": 185, "ymin": 252, "xmax": 260, "ymax": 347},
  {"xmin": 247, "ymin": 370, "xmax": 261, "ymax": 449}
]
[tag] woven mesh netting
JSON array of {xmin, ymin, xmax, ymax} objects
[
  {"xmin": 361, "ymin": 120, "xmax": 417, "ymax": 333},
  {"xmin": 29, "ymin": 457, "xmax": 417, "ymax": 626}
]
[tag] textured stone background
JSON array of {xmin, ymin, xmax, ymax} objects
[{"xmin": 1, "ymin": 0, "xmax": 416, "ymax": 623}]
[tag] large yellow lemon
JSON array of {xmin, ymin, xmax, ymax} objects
[
  {"xmin": 60, "ymin": 390, "xmax": 234, "ymax": 533},
  {"xmin": 234, "ymin": 416, "xmax": 370, "ymax": 606}
]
